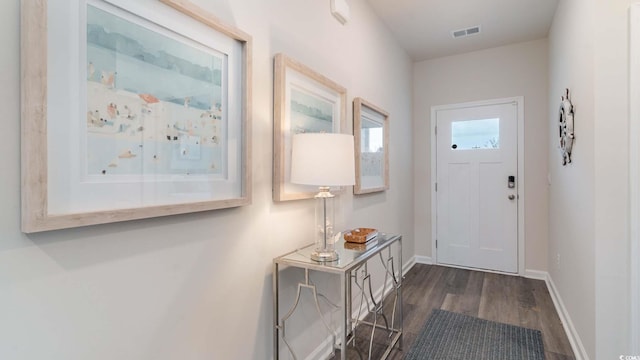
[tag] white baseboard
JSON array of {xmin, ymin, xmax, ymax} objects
[
  {"xmin": 523, "ymin": 269, "xmax": 548, "ymax": 281},
  {"xmin": 415, "ymin": 255, "xmax": 433, "ymax": 264},
  {"xmin": 543, "ymin": 273, "xmax": 590, "ymax": 360},
  {"xmin": 403, "ymin": 256, "xmax": 416, "ymax": 276},
  {"xmin": 304, "ymin": 335, "xmax": 336, "ymax": 360}
]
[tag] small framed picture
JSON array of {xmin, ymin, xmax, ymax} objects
[{"xmin": 353, "ymin": 98, "xmax": 389, "ymax": 194}]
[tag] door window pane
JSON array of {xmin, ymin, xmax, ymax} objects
[{"xmin": 451, "ymin": 118, "xmax": 499, "ymax": 150}]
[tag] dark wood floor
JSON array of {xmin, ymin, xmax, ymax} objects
[{"xmin": 330, "ymin": 264, "xmax": 575, "ymax": 360}]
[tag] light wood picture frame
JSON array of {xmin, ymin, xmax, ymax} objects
[
  {"xmin": 273, "ymin": 53, "xmax": 347, "ymax": 202},
  {"xmin": 21, "ymin": 0, "xmax": 252, "ymax": 233},
  {"xmin": 353, "ymin": 98, "xmax": 389, "ymax": 194}
]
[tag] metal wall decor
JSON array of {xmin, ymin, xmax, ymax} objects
[{"xmin": 558, "ymin": 88, "xmax": 575, "ymax": 165}]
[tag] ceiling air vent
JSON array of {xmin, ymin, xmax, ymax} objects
[{"xmin": 451, "ymin": 26, "xmax": 481, "ymax": 39}]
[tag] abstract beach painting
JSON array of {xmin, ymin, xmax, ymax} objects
[
  {"xmin": 22, "ymin": 0, "xmax": 252, "ymax": 232},
  {"xmin": 85, "ymin": 3, "xmax": 225, "ymax": 177},
  {"xmin": 289, "ymin": 88, "xmax": 334, "ymax": 134}
]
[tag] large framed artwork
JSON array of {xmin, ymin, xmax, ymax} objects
[
  {"xmin": 273, "ymin": 54, "xmax": 347, "ymax": 202},
  {"xmin": 21, "ymin": 0, "xmax": 252, "ymax": 233},
  {"xmin": 353, "ymin": 98, "xmax": 389, "ymax": 194}
]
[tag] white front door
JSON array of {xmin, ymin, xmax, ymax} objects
[{"xmin": 435, "ymin": 100, "xmax": 518, "ymax": 273}]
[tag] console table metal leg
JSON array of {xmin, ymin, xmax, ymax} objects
[
  {"xmin": 273, "ymin": 262, "xmax": 280, "ymax": 360},
  {"xmin": 347, "ymin": 270, "xmax": 352, "ymax": 340},
  {"xmin": 279, "ymin": 269, "xmax": 339, "ymax": 360},
  {"xmin": 340, "ymin": 273, "xmax": 348, "ymax": 360}
]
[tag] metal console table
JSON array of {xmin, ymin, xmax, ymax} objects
[{"xmin": 273, "ymin": 234, "xmax": 403, "ymax": 360}]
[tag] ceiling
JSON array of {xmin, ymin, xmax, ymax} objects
[{"xmin": 366, "ymin": 0, "xmax": 560, "ymax": 61}]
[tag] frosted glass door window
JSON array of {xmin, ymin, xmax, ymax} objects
[{"xmin": 451, "ymin": 118, "xmax": 500, "ymax": 150}]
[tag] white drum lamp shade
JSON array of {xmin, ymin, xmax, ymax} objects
[{"xmin": 291, "ymin": 133, "xmax": 355, "ymax": 187}]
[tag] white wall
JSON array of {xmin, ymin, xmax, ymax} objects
[
  {"xmin": 548, "ymin": 0, "xmax": 635, "ymax": 358},
  {"xmin": 547, "ymin": 0, "xmax": 596, "ymax": 357},
  {"xmin": 0, "ymin": 1, "xmax": 414, "ymax": 359},
  {"xmin": 413, "ymin": 39, "xmax": 549, "ymax": 272},
  {"xmin": 592, "ymin": 0, "xmax": 633, "ymax": 358}
]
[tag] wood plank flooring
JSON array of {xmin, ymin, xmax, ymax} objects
[{"xmin": 330, "ymin": 264, "xmax": 575, "ymax": 360}]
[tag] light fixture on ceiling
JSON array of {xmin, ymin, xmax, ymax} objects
[
  {"xmin": 331, "ymin": 0, "xmax": 350, "ymax": 25},
  {"xmin": 451, "ymin": 25, "xmax": 482, "ymax": 39}
]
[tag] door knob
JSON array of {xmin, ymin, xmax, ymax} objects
[{"xmin": 508, "ymin": 194, "xmax": 516, "ymax": 200}]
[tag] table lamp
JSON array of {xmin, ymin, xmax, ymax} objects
[{"xmin": 291, "ymin": 133, "xmax": 355, "ymax": 262}]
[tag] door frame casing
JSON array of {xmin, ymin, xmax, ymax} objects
[{"xmin": 430, "ymin": 96, "xmax": 525, "ymax": 275}]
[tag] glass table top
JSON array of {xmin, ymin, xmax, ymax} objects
[{"xmin": 275, "ymin": 233, "xmax": 401, "ymax": 273}]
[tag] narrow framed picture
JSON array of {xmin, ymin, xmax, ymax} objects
[
  {"xmin": 353, "ymin": 98, "xmax": 389, "ymax": 194},
  {"xmin": 273, "ymin": 53, "xmax": 347, "ymax": 202},
  {"xmin": 21, "ymin": 0, "xmax": 252, "ymax": 232}
]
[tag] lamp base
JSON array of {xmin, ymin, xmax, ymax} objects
[{"xmin": 310, "ymin": 249, "xmax": 339, "ymax": 262}]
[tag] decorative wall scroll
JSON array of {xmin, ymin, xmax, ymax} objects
[
  {"xmin": 273, "ymin": 53, "xmax": 347, "ymax": 202},
  {"xmin": 21, "ymin": 0, "xmax": 252, "ymax": 232},
  {"xmin": 558, "ymin": 88, "xmax": 575, "ymax": 165},
  {"xmin": 353, "ymin": 98, "xmax": 389, "ymax": 194}
]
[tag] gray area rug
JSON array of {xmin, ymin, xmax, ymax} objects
[{"xmin": 405, "ymin": 309, "xmax": 545, "ymax": 360}]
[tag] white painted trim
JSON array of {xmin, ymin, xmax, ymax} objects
[
  {"xmin": 305, "ymin": 335, "xmax": 335, "ymax": 360},
  {"xmin": 545, "ymin": 273, "xmax": 590, "ymax": 360},
  {"xmin": 435, "ymin": 262, "xmax": 520, "ymax": 277},
  {"xmin": 430, "ymin": 97, "xmax": 526, "ymax": 275},
  {"xmin": 629, "ymin": 4, "xmax": 640, "ymax": 353},
  {"xmin": 415, "ymin": 255, "xmax": 433, "ymax": 264},
  {"xmin": 430, "ymin": 108, "xmax": 438, "ymax": 265},
  {"xmin": 516, "ymin": 97, "xmax": 526, "ymax": 276},
  {"xmin": 403, "ymin": 256, "xmax": 417, "ymax": 275},
  {"xmin": 523, "ymin": 269, "xmax": 548, "ymax": 281}
]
